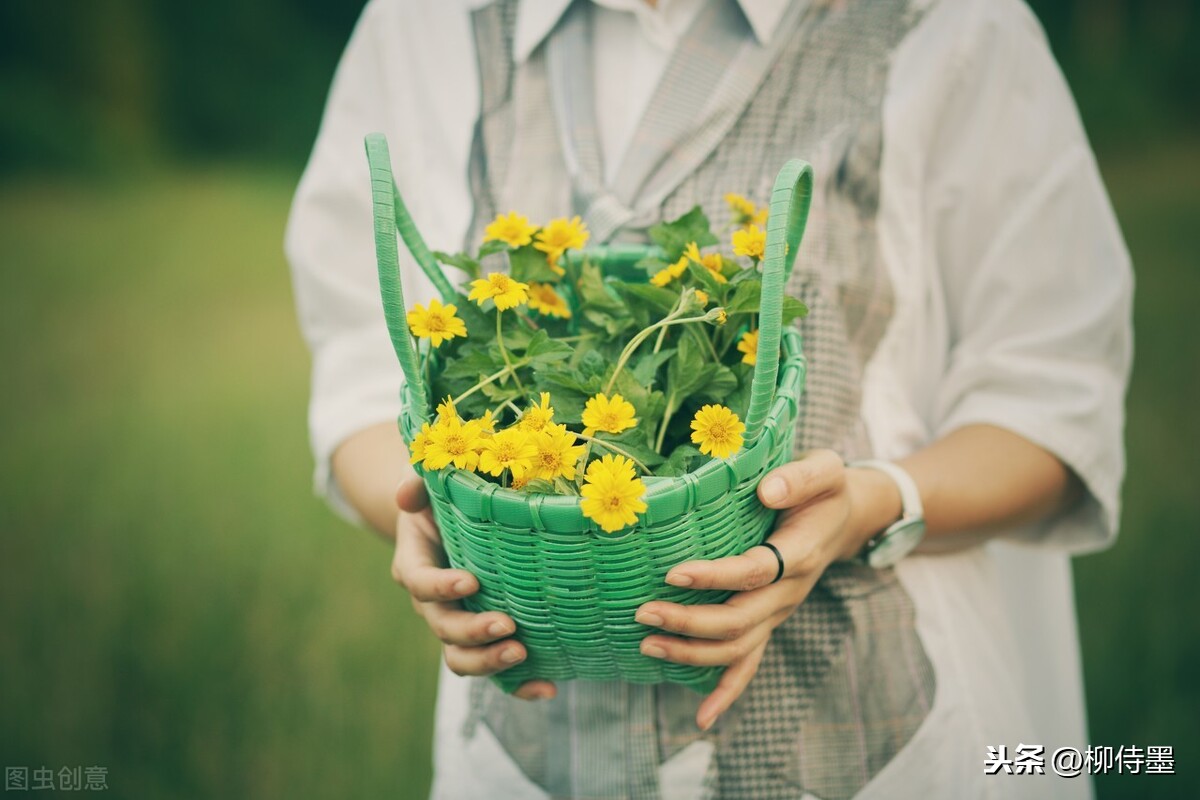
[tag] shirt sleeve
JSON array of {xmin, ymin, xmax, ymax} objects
[
  {"xmin": 925, "ymin": 0, "xmax": 1134, "ymax": 553},
  {"xmin": 284, "ymin": 0, "xmax": 445, "ymax": 525}
]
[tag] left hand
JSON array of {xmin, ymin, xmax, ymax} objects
[{"xmin": 634, "ymin": 449, "xmax": 900, "ymax": 730}]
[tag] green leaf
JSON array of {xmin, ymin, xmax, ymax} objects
[
  {"xmin": 450, "ymin": 291, "xmax": 492, "ymax": 336},
  {"xmin": 577, "ymin": 261, "xmax": 625, "ymax": 311},
  {"xmin": 655, "ymin": 444, "xmax": 704, "ymax": 477},
  {"xmin": 611, "ymin": 281, "xmax": 678, "ymax": 315},
  {"xmin": 647, "ymin": 206, "xmax": 719, "ymax": 261},
  {"xmin": 509, "ymin": 244, "xmax": 561, "ymax": 284},
  {"xmin": 725, "ymin": 280, "xmax": 762, "ymax": 314},
  {"xmin": 783, "ymin": 295, "xmax": 809, "ymax": 323},
  {"xmin": 440, "ymin": 343, "xmax": 507, "ymax": 380},
  {"xmin": 433, "ymin": 250, "xmax": 482, "ymax": 279},
  {"xmin": 518, "ymin": 478, "xmax": 557, "ymax": 494},
  {"xmin": 631, "ymin": 348, "xmax": 676, "ymax": 386},
  {"xmin": 523, "ymin": 329, "xmax": 573, "ymax": 366},
  {"xmin": 665, "ymin": 336, "xmax": 710, "ymax": 404},
  {"xmin": 685, "ymin": 261, "xmax": 722, "ymax": 295},
  {"xmin": 478, "ymin": 239, "xmax": 509, "ymax": 258},
  {"xmin": 695, "ymin": 364, "xmax": 738, "ymax": 403},
  {"xmin": 593, "ymin": 429, "xmax": 666, "ymax": 468}
]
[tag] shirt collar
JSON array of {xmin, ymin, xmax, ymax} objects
[{"xmin": 509, "ymin": 0, "xmax": 789, "ymax": 63}]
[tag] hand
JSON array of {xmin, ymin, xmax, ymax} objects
[
  {"xmin": 392, "ymin": 476, "xmax": 557, "ymax": 701},
  {"xmin": 634, "ymin": 450, "xmax": 901, "ymax": 730}
]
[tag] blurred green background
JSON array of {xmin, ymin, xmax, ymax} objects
[{"xmin": 0, "ymin": 1, "xmax": 1196, "ymax": 798}]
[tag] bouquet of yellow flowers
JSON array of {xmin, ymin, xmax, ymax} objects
[
  {"xmin": 365, "ymin": 133, "xmax": 811, "ymax": 692},
  {"xmin": 405, "ymin": 200, "xmax": 806, "ymax": 532}
]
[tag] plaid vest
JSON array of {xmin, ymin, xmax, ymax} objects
[{"xmin": 459, "ymin": 2, "xmax": 935, "ymax": 797}]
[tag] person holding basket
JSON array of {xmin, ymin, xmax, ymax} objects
[{"xmin": 286, "ymin": 1, "xmax": 1132, "ymax": 798}]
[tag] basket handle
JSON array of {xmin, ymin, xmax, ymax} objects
[
  {"xmin": 364, "ymin": 133, "xmax": 440, "ymax": 424},
  {"xmin": 742, "ymin": 159, "xmax": 813, "ymax": 444}
]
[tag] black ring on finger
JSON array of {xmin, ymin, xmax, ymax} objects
[{"xmin": 759, "ymin": 542, "xmax": 785, "ymax": 584}]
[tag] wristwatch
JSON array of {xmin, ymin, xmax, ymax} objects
[{"xmin": 847, "ymin": 460, "xmax": 925, "ymax": 568}]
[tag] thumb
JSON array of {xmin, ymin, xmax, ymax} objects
[
  {"xmin": 757, "ymin": 449, "xmax": 843, "ymax": 509},
  {"xmin": 396, "ymin": 474, "xmax": 431, "ymax": 513}
]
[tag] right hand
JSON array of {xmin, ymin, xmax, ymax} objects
[{"xmin": 392, "ymin": 475, "xmax": 557, "ymax": 701}]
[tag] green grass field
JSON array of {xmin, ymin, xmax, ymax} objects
[{"xmin": 0, "ymin": 140, "xmax": 1196, "ymax": 798}]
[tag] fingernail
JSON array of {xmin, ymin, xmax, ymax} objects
[
  {"xmin": 488, "ymin": 621, "xmax": 513, "ymax": 637},
  {"xmin": 535, "ymin": 687, "xmax": 557, "ymax": 701},
  {"xmin": 761, "ymin": 476, "xmax": 787, "ymax": 505},
  {"xmin": 642, "ymin": 643, "xmax": 667, "ymax": 659},
  {"xmin": 636, "ymin": 611, "xmax": 664, "ymax": 627},
  {"xmin": 665, "ymin": 573, "xmax": 693, "ymax": 587},
  {"xmin": 453, "ymin": 578, "xmax": 473, "ymax": 595},
  {"xmin": 500, "ymin": 647, "xmax": 523, "ymax": 664}
]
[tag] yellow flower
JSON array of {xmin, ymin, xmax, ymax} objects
[
  {"xmin": 581, "ymin": 393, "xmax": 638, "ymax": 436},
  {"xmin": 406, "ymin": 298, "xmax": 468, "ymax": 347},
  {"xmin": 510, "ymin": 474, "xmax": 530, "ymax": 490},
  {"xmin": 423, "ymin": 415, "xmax": 486, "ymax": 471},
  {"xmin": 690, "ymin": 404, "xmax": 746, "ymax": 459},
  {"xmin": 436, "ymin": 395, "xmax": 458, "ymax": 420},
  {"xmin": 479, "ymin": 408, "xmax": 498, "ymax": 432},
  {"xmin": 483, "ymin": 211, "xmax": 537, "ymax": 248},
  {"xmin": 732, "ymin": 225, "xmax": 767, "ymax": 260},
  {"xmin": 694, "ymin": 290, "xmax": 709, "ymax": 306},
  {"xmin": 534, "ymin": 216, "xmax": 589, "ymax": 267},
  {"xmin": 737, "ymin": 329, "xmax": 759, "ymax": 365},
  {"xmin": 527, "ymin": 282, "xmax": 572, "ymax": 319},
  {"xmin": 724, "ymin": 193, "xmax": 768, "ymax": 227},
  {"xmin": 715, "ymin": 308, "xmax": 728, "ymax": 325},
  {"xmin": 408, "ymin": 422, "xmax": 433, "ymax": 466},
  {"xmin": 519, "ymin": 392, "xmax": 555, "ymax": 432},
  {"xmin": 684, "ymin": 242, "xmax": 728, "ymax": 284},
  {"xmin": 468, "ymin": 272, "xmax": 530, "ymax": 310},
  {"xmin": 650, "ymin": 255, "xmax": 688, "ymax": 287},
  {"xmin": 531, "ymin": 424, "xmax": 586, "ymax": 481},
  {"xmin": 580, "ymin": 454, "xmax": 648, "ymax": 533},
  {"xmin": 478, "ymin": 427, "xmax": 537, "ymax": 480}
]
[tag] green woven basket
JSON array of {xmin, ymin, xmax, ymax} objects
[{"xmin": 364, "ymin": 133, "xmax": 811, "ymax": 694}]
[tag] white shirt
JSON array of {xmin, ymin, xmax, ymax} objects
[{"xmin": 285, "ymin": 1, "xmax": 1133, "ymax": 797}]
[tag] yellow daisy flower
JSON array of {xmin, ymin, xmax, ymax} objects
[
  {"xmin": 737, "ymin": 329, "xmax": 759, "ymax": 365},
  {"xmin": 406, "ymin": 298, "xmax": 468, "ymax": 347},
  {"xmin": 479, "ymin": 408, "xmax": 498, "ymax": 432},
  {"xmin": 408, "ymin": 422, "xmax": 433, "ymax": 466},
  {"xmin": 478, "ymin": 427, "xmax": 537, "ymax": 480},
  {"xmin": 519, "ymin": 392, "xmax": 555, "ymax": 432},
  {"xmin": 732, "ymin": 225, "xmax": 767, "ymax": 261},
  {"xmin": 531, "ymin": 424, "xmax": 586, "ymax": 481},
  {"xmin": 684, "ymin": 242, "xmax": 728, "ymax": 284},
  {"xmin": 468, "ymin": 272, "xmax": 530, "ymax": 310},
  {"xmin": 534, "ymin": 216, "xmax": 590, "ymax": 267},
  {"xmin": 724, "ymin": 193, "xmax": 768, "ymax": 227},
  {"xmin": 581, "ymin": 454, "xmax": 648, "ymax": 533},
  {"xmin": 650, "ymin": 255, "xmax": 689, "ymax": 287},
  {"xmin": 694, "ymin": 290, "xmax": 709, "ymax": 307},
  {"xmin": 581, "ymin": 393, "xmax": 638, "ymax": 436},
  {"xmin": 483, "ymin": 211, "xmax": 537, "ymax": 248},
  {"xmin": 436, "ymin": 395, "xmax": 458, "ymax": 420},
  {"xmin": 715, "ymin": 308, "xmax": 728, "ymax": 325},
  {"xmin": 423, "ymin": 415, "xmax": 486, "ymax": 471},
  {"xmin": 689, "ymin": 404, "xmax": 746, "ymax": 459},
  {"xmin": 527, "ymin": 282, "xmax": 572, "ymax": 319}
]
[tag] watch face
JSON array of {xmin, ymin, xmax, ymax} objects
[{"xmin": 866, "ymin": 520, "xmax": 926, "ymax": 569}]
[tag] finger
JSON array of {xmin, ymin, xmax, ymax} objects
[
  {"xmin": 665, "ymin": 546, "xmax": 781, "ymax": 592},
  {"xmin": 640, "ymin": 622, "xmax": 771, "ymax": 667},
  {"xmin": 443, "ymin": 640, "xmax": 527, "ymax": 677},
  {"xmin": 757, "ymin": 449, "xmax": 844, "ymax": 509},
  {"xmin": 394, "ymin": 517, "xmax": 478, "ymax": 602},
  {"xmin": 695, "ymin": 640, "xmax": 768, "ymax": 731},
  {"xmin": 636, "ymin": 591, "xmax": 780, "ymax": 641},
  {"xmin": 422, "ymin": 603, "xmax": 517, "ymax": 646},
  {"xmin": 396, "ymin": 475, "xmax": 430, "ymax": 513},
  {"xmin": 512, "ymin": 681, "xmax": 558, "ymax": 701}
]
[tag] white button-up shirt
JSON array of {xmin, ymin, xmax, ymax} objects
[{"xmin": 286, "ymin": 1, "xmax": 1132, "ymax": 797}]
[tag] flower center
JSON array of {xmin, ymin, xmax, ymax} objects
[
  {"xmin": 425, "ymin": 315, "xmax": 446, "ymax": 332},
  {"xmin": 599, "ymin": 412, "xmax": 620, "ymax": 430},
  {"xmin": 607, "ymin": 496, "xmax": 624, "ymax": 510},
  {"xmin": 539, "ymin": 451, "xmax": 561, "ymax": 469},
  {"xmin": 445, "ymin": 433, "xmax": 468, "ymax": 455},
  {"xmin": 708, "ymin": 423, "xmax": 730, "ymax": 443}
]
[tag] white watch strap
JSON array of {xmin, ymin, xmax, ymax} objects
[{"xmin": 847, "ymin": 459, "xmax": 923, "ymax": 521}]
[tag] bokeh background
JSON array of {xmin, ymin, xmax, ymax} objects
[{"xmin": 1, "ymin": 1, "xmax": 1196, "ymax": 797}]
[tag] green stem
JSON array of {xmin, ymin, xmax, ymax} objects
[
  {"xmin": 605, "ymin": 313, "xmax": 712, "ymax": 395},
  {"xmin": 452, "ymin": 361, "xmax": 528, "ymax": 406},
  {"xmin": 652, "ymin": 325, "xmax": 669, "ymax": 355},
  {"xmin": 655, "ymin": 394, "xmax": 676, "ymax": 454},
  {"xmin": 573, "ymin": 432, "xmax": 651, "ymax": 474},
  {"xmin": 688, "ymin": 324, "xmax": 720, "ymax": 363},
  {"xmin": 496, "ymin": 311, "xmax": 526, "ymax": 395}
]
